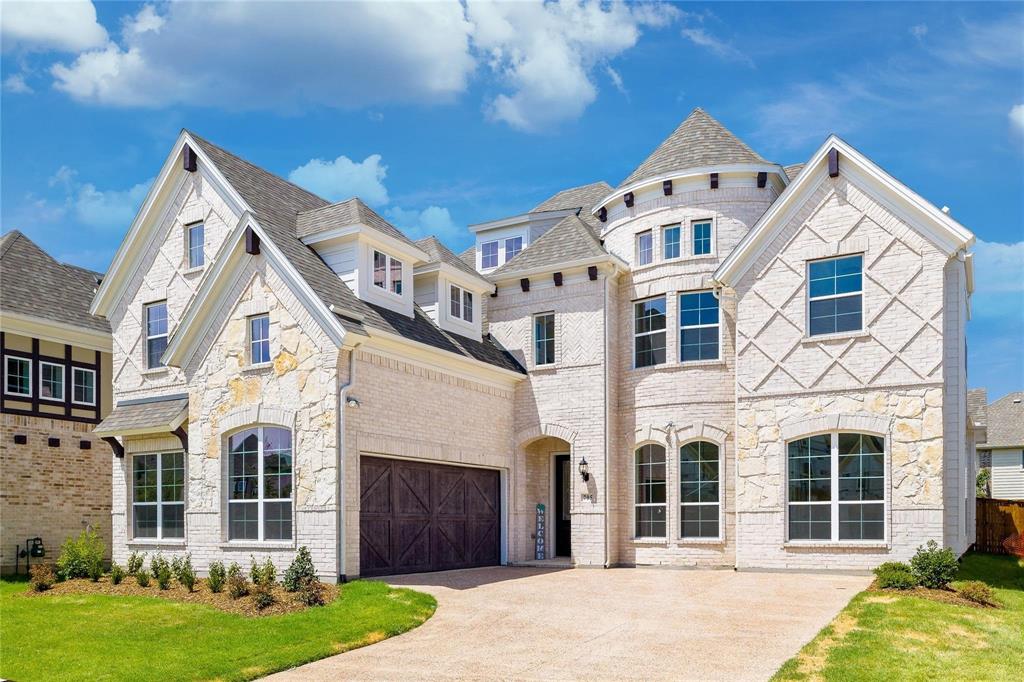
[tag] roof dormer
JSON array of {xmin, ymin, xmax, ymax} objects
[{"xmin": 413, "ymin": 237, "xmax": 493, "ymax": 342}]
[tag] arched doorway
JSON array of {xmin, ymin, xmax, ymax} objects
[{"xmin": 523, "ymin": 435, "xmax": 573, "ymax": 560}]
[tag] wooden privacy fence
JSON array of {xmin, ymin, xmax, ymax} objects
[{"xmin": 975, "ymin": 498, "xmax": 1024, "ymax": 556}]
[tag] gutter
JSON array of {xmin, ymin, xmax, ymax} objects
[{"xmin": 336, "ymin": 341, "xmax": 360, "ymax": 583}]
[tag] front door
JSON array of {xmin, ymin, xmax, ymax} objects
[{"xmin": 554, "ymin": 454, "xmax": 571, "ymax": 557}]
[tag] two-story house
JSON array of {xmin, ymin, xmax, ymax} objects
[{"xmin": 93, "ymin": 109, "xmax": 975, "ymax": 579}]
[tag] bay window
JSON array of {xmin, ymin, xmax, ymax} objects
[
  {"xmin": 636, "ymin": 230, "xmax": 653, "ymax": 266},
  {"xmin": 663, "ymin": 225, "xmax": 681, "ymax": 259},
  {"xmin": 692, "ymin": 220, "xmax": 712, "ymax": 255},
  {"xmin": 228, "ymin": 426, "xmax": 293, "ymax": 541},
  {"xmin": 133, "ymin": 451, "xmax": 185, "ymax": 539}
]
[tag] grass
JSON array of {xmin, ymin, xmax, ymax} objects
[
  {"xmin": 0, "ymin": 576, "xmax": 436, "ymax": 681},
  {"xmin": 773, "ymin": 552, "xmax": 1024, "ymax": 681}
]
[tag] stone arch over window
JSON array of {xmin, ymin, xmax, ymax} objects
[
  {"xmin": 515, "ymin": 422, "xmax": 578, "ymax": 448},
  {"xmin": 218, "ymin": 405, "xmax": 296, "ymax": 436},
  {"xmin": 779, "ymin": 414, "xmax": 890, "ymax": 442},
  {"xmin": 634, "ymin": 423, "xmax": 671, "ymax": 447},
  {"xmin": 672, "ymin": 420, "xmax": 730, "ymax": 447}
]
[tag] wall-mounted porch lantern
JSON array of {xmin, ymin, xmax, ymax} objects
[{"xmin": 578, "ymin": 457, "xmax": 590, "ymax": 482}]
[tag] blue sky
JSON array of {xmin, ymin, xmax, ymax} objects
[{"xmin": 2, "ymin": 1, "xmax": 1022, "ymax": 398}]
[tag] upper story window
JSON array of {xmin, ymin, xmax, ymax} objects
[
  {"xmin": 39, "ymin": 361, "xmax": 64, "ymax": 401},
  {"xmin": 481, "ymin": 240, "xmax": 499, "ymax": 269},
  {"xmin": 4, "ymin": 356, "xmax": 31, "ymax": 396},
  {"xmin": 808, "ymin": 254, "xmax": 862, "ymax": 336},
  {"xmin": 249, "ymin": 314, "xmax": 270, "ymax": 365},
  {"xmin": 228, "ymin": 426, "xmax": 293, "ymax": 541},
  {"xmin": 679, "ymin": 291, "xmax": 719, "ymax": 362},
  {"xmin": 505, "ymin": 236, "xmax": 523, "ymax": 261},
  {"xmin": 373, "ymin": 250, "xmax": 403, "ymax": 295},
  {"xmin": 692, "ymin": 220, "xmax": 712, "ymax": 255},
  {"xmin": 636, "ymin": 230, "xmax": 653, "ymax": 266},
  {"xmin": 663, "ymin": 225, "xmax": 681, "ymax": 260},
  {"xmin": 449, "ymin": 284, "xmax": 473, "ymax": 323},
  {"xmin": 72, "ymin": 368, "xmax": 96, "ymax": 406},
  {"xmin": 680, "ymin": 441, "xmax": 721, "ymax": 539},
  {"xmin": 145, "ymin": 301, "xmax": 168, "ymax": 369},
  {"xmin": 635, "ymin": 444, "xmax": 667, "ymax": 538},
  {"xmin": 533, "ymin": 312, "xmax": 555, "ymax": 366},
  {"xmin": 787, "ymin": 432, "xmax": 884, "ymax": 542},
  {"xmin": 187, "ymin": 223, "xmax": 205, "ymax": 269},
  {"xmin": 634, "ymin": 296, "xmax": 666, "ymax": 368},
  {"xmin": 132, "ymin": 451, "xmax": 185, "ymax": 540}
]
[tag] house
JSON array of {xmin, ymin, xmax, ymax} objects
[
  {"xmin": 976, "ymin": 392, "xmax": 1024, "ymax": 500},
  {"xmin": 0, "ymin": 231, "xmax": 113, "ymax": 572},
  {"xmin": 92, "ymin": 108, "xmax": 976, "ymax": 579}
]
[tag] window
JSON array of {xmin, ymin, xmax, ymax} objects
[
  {"xmin": 145, "ymin": 301, "xmax": 168, "ymax": 369},
  {"xmin": 692, "ymin": 220, "xmax": 712, "ymax": 255},
  {"xmin": 635, "ymin": 444, "xmax": 666, "ymax": 537},
  {"xmin": 787, "ymin": 432, "xmax": 885, "ymax": 542},
  {"xmin": 4, "ymin": 356, "xmax": 30, "ymax": 396},
  {"xmin": 680, "ymin": 441, "xmax": 720, "ymax": 538},
  {"xmin": 449, "ymin": 284, "xmax": 473, "ymax": 323},
  {"xmin": 636, "ymin": 230, "xmax": 653, "ymax": 266},
  {"xmin": 390, "ymin": 257, "xmax": 403, "ymax": 294},
  {"xmin": 663, "ymin": 225, "xmax": 680, "ymax": 260},
  {"xmin": 534, "ymin": 313, "xmax": 555, "ymax": 366},
  {"xmin": 372, "ymin": 250, "xmax": 403, "ymax": 294},
  {"xmin": 39, "ymin": 361, "xmax": 64, "ymax": 401},
  {"xmin": 679, "ymin": 291, "xmax": 719, "ymax": 362},
  {"xmin": 133, "ymin": 452, "xmax": 185, "ymax": 539},
  {"xmin": 187, "ymin": 223, "xmax": 204, "ymax": 268},
  {"xmin": 808, "ymin": 254, "xmax": 863, "ymax": 336},
  {"xmin": 634, "ymin": 297, "xmax": 666, "ymax": 368},
  {"xmin": 505, "ymin": 236, "xmax": 523, "ymax": 262},
  {"xmin": 228, "ymin": 427, "xmax": 293, "ymax": 541},
  {"xmin": 481, "ymin": 240, "xmax": 499, "ymax": 269},
  {"xmin": 72, "ymin": 367, "xmax": 96, "ymax": 405},
  {"xmin": 249, "ymin": 314, "xmax": 270, "ymax": 365}
]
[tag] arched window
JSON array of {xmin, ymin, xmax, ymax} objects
[
  {"xmin": 679, "ymin": 441, "xmax": 720, "ymax": 539},
  {"xmin": 228, "ymin": 426, "xmax": 293, "ymax": 541},
  {"xmin": 787, "ymin": 432, "xmax": 884, "ymax": 542},
  {"xmin": 635, "ymin": 444, "xmax": 666, "ymax": 538}
]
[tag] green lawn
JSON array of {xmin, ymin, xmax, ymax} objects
[
  {"xmin": 0, "ymin": 578, "xmax": 435, "ymax": 681},
  {"xmin": 773, "ymin": 552, "xmax": 1024, "ymax": 681}
]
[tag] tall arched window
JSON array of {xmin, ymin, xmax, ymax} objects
[
  {"xmin": 635, "ymin": 444, "xmax": 666, "ymax": 538},
  {"xmin": 679, "ymin": 441, "xmax": 720, "ymax": 539},
  {"xmin": 228, "ymin": 426, "xmax": 293, "ymax": 541}
]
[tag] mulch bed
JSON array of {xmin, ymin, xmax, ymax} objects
[
  {"xmin": 23, "ymin": 576, "xmax": 339, "ymax": 617},
  {"xmin": 867, "ymin": 580, "xmax": 1000, "ymax": 609}
]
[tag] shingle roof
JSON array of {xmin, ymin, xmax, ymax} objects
[
  {"xmin": 491, "ymin": 214, "xmax": 608, "ymax": 278},
  {"xmin": 415, "ymin": 236, "xmax": 483, "ymax": 281},
  {"xmin": 532, "ymin": 181, "xmax": 612, "ymax": 235},
  {"xmin": 968, "ymin": 388, "xmax": 988, "ymax": 429},
  {"xmin": 458, "ymin": 246, "xmax": 476, "ymax": 270},
  {"xmin": 297, "ymin": 197, "xmax": 419, "ymax": 250},
  {"xmin": 93, "ymin": 394, "xmax": 188, "ymax": 435},
  {"xmin": 978, "ymin": 392, "xmax": 1024, "ymax": 449},
  {"xmin": 0, "ymin": 230, "xmax": 110, "ymax": 334},
  {"xmin": 783, "ymin": 163, "xmax": 805, "ymax": 180},
  {"xmin": 618, "ymin": 108, "xmax": 768, "ymax": 190},
  {"xmin": 185, "ymin": 132, "xmax": 522, "ymax": 374}
]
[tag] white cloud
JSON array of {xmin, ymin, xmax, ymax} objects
[
  {"xmin": 910, "ymin": 24, "xmax": 928, "ymax": 40},
  {"xmin": 48, "ymin": 165, "xmax": 78, "ymax": 190},
  {"xmin": 1010, "ymin": 104, "xmax": 1024, "ymax": 133},
  {"xmin": 288, "ymin": 155, "xmax": 389, "ymax": 205},
  {"xmin": 122, "ymin": 4, "xmax": 165, "ymax": 39},
  {"xmin": 74, "ymin": 180, "xmax": 151, "ymax": 231},
  {"xmin": 385, "ymin": 206, "xmax": 460, "ymax": 242},
  {"xmin": 3, "ymin": 73, "xmax": 32, "ymax": 93},
  {"xmin": 605, "ymin": 64, "xmax": 627, "ymax": 97},
  {"xmin": 971, "ymin": 239, "xmax": 1024, "ymax": 318},
  {"xmin": 680, "ymin": 27, "xmax": 752, "ymax": 66},
  {"xmin": 1, "ymin": 0, "xmax": 108, "ymax": 53}
]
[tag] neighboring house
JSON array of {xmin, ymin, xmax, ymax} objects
[
  {"xmin": 92, "ymin": 107, "xmax": 976, "ymax": 580},
  {"xmin": 976, "ymin": 392, "xmax": 1024, "ymax": 500},
  {"xmin": 0, "ymin": 231, "xmax": 113, "ymax": 572}
]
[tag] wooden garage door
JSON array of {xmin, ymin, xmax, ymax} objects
[{"xmin": 359, "ymin": 456, "xmax": 501, "ymax": 577}]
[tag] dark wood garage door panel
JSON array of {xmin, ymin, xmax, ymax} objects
[{"xmin": 359, "ymin": 457, "xmax": 501, "ymax": 577}]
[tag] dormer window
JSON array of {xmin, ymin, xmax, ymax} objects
[
  {"xmin": 505, "ymin": 236, "xmax": 523, "ymax": 261},
  {"xmin": 373, "ymin": 250, "xmax": 403, "ymax": 295},
  {"xmin": 481, "ymin": 241, "xmax": 499, "ymax": 269},
  {"xmin": 449, "ymin": 284, "xmax": 473, "ymax": 323}
]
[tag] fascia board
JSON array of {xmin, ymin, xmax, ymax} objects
[{"xmin": 0, "ymin": 312, "xmax": 112, "ymax": 352}]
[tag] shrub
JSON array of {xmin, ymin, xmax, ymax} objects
[
  {"xmin": 177, "ymin": 555, "xmax": 196, "ymax": 592},
  {"xmin": 150, "ymin": 554, "xmax": 170, "ymax": 579},
  {"xmin": 127, "ymin": 551, "xmax": 146, "ymax": 576},
  {"xmin": 154, "ymin": 559, "xmax": 173, "ymax": 590},
  {"xmin": 207, "ymin": 561, "xmax": 226, "ymax": 593},
  {"xmin": 227, "ymin": 574, "xmax": 249, "ymax": 600},
  {"xmin": 873, "ymin": 561, "xmax": 918, "ymax": 590},
  {"xmin": 252, "ymin": 583, "xmax": 275, "ymax": 610},
  {"xmin": 29, "ymin": 564, "xmax": 56, "ymax": 592},
  {"xmin": 227, "ymin": 561, "xmax": 243, "ymax": 580},
  {"xmin": 957, "ymin": 580, "xmax": 995, "ymax": 605},
  {"xmin": 910, "ymin": 540, "xmax": 959, "ymax": 589},
  {"xmin": 55, "ymin": 528, "xmax": 106, "ymax": 581},
  {"xmin": 110, "ymin": 563, "xmax": 126, "ymax": 585},
  {"xmin": 87, "ymin": 556, "xmax": 104, "ymax": 582},
  {"xmin": 250, "ymin": 556, "xmax": 277, "ymax": 587},
  {"xmin": 296, "ymin": 580, "xmax": 326, "ymax": 607},
  {"xmin": 283, "ymin": 547, "xmax": 317, "ymax": 592},
  {"xmin": 171, "ymin": 556, "xmax": 183, "ymax": 580},
  {"xmin": 136, "ymin": 568, "xmax": 151, "ymax": 587},
  {"xmin": 976, "ymin": 469, "xmax": 991, "ymax": 498}
]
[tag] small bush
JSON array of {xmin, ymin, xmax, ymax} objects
[
  {"xmin": 252, "ymin": 583, "xmax": 275, "ymax": 610},
  {"xmin": 87, "ymin": 556, "xmax": 104, "ymax": 582},
  {"xmin": 227, "ymin": 561, "xmax": 243, "ymax": 580},
  {"xmin": 55, "ymin": 528, "xmax": 106, "ymax": 581},
  {"xmin": 296, "ymin": 580, "xmax": 326, "ymax": 607},
  {"xmin": 910, "ymin": 540, "xmax": 959, "ymax": 589},
  {"xmin": 171, "ymin": 556, "xmax": 183, "ymax": 579},
  {"xmin": 957, "ymin": 580, "xmax": 995, "ymax": 605},
  {"xmin": 177, "ymin": 554, "xmax": 196, "ymax": 592},
  {"xmin": 283, "ymin": 546, "xmax": 318, "ymax": 592},
  {"xmin": 976, "ymin": 469, "xmax": 991, "ymax": 498},
  {"xmin": 155, "ymin": 561, "xmax": 173, "ymax": 590},
  {"xmin": 136, "ymin": 568, "xmax": 151, "ymax": 587},
  {"xmin": 150, "ymin": 554, "xmax": 170, "ymax": 579},
  {"xmin": 207, "ymin": 561, "xmax": 226, "ymax": 593},
  {"xmin": 127, "ymin": 551, "xmax": 146, "ymax": 576},
  {"xmin": 874, "ymin": 561, "xmax": 918, "ymax": 590},
  {"xmin": 110, "ymin": 563, "xmax": 126, "ymax": 585},
  {"xmin": 227, "ymin": 574, "xmax": 249, "ymax": 600},
  {"xmin": 250, "ymin": 556, "xmax": 277, "ymax": 587},
  {"xmin": 29, "ymin": 564, "xmax": 56, "ymax": 592}
]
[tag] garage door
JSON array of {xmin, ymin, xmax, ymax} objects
[{"xmin": 359, "ymin": 456, "xmax": 501, "ymax": 577}]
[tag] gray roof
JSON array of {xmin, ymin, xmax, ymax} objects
[
  {"xmin": 968, "ymin": 388, "xmax": 988, "ymax": 429},
  {"xmin": 185, "ymin": 132, "xmax": 522, "ymax": 374},
  {"xmin": 978, "ymin": 392, "xmax": 1024, "ymax": 449},
  {"xmin": 618, "ymin": 108, "xmax": 768, "ymax": 190},
  {"xmin": 532, "ymin": 181, "xmax": 612, "ymax": 235},
  {"xmin": 297, "ymin": 198, "xmax": 419, "ymax": 250},
  {"xmin": 415, "ymin": 237, "xmax": 483, "ymax": 281},
  {"xmin": 783, "ymin": 163, "xmax": 805, "ymax": 180},
  {"xmin": 93, "ymin": 395, "xmax": 188, "ymax": 435},
  {"xmin": 491, "ymin": 214, "xmax": 608, "ymax": 278},
  {"xmin": 0, "ymin": 230, "xmax": 110, "ymax": 334},
  {"xmin": 458, "ymin": 246, "xmax": 476, "ymax": 270}
]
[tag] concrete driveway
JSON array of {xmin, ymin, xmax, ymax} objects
[{"xmin": 266, "ymin": 566, "xmax": 869, "ymax": 681}]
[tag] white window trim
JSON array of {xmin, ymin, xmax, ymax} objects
[
  {"xmin": 71, "ymin": 367, "xmax": 97, "ymax": 406},
  {"xmin": 633, "ymin": 442, "xmax": 668, "ymax": 540},
  {"xmin": 372, "ymin": 249, "xmax": 404, "ymax": 297},
  {"xmin": 806, "ymin": 253, "xmax": 864, "ymax": 338},
  {"xmin": 503, "ymin": 236, "xmax": 524, "ymax": 264},
  {"xmin": 480, "ymin": 240, "xmax": 499, "ymax": 269},
  {"xmin": 691, "ymin": 218, "xmax": 715, "ymax": 257},
  {"xmin": 38, "ymin": 360, "xmax": 64, "ymax": 402},
  {"xmin": 131, "ymin": 451, "xmax": 186, "ymax": 541},
  {"xmin": 145, "ymin": 301, "xmax": 168, "ymax": 370},
  {"xmin": 533, "ymin": 312, "xmax": 555, "ymax": 367},
  {"xmin": 3, "ymin": 355, "xmax": 32, "ymax": 397},
  {"xmin": 636, "ymin": 230, "xmax": 654, "ymax": 266},
  {"xmin": 449, "ymin": 283, "xmax": 474, "ymax": 323},
  {"xmin": 678, "ymin": 439, "xmax": 725, "ymax": 541},
  {"xmin": 186, "ymin": 222, "xmax": 205, "ymax": 270},
  {"xmin": 633, "ymin": 295, "xmax": 667, "ymax": 369},
  {"xmin": 247, "ymin": 313, "xmax": 271, "ymax": 366},
  {"xmin": 662, "ymin": 224, "xmax": 682, "ymax": 261},
  {"xmin": 678, "ymin": 290, "xmax": 722, "ymax": 364},
  {"xmin": 226, "ymin": 426, "xmax": 294, "ymax": 543},
  {"xmin": 783, "ymin": 430, "xmax": 890, "ymax": 546}
]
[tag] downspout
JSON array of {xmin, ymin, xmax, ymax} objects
[
  {"xmin": 603, "ymin": 269, "xmax": 611, "ymax": 568},
  {"xmin": 336, "ymin": 341, "xmax": 360, "ymax": 583}
]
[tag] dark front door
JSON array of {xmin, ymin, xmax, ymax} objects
[
  {"xmin": 554, "ymin": 454, "xmax": 571, "ymax": 557},
  {"xmin": 359, "ymin": 456, "xmax": 501, "ymax": 577}
]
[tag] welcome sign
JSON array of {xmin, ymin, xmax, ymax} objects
[{"xmin": 535, "ymin": 503, "xmax": 546, "ymax": 560}]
